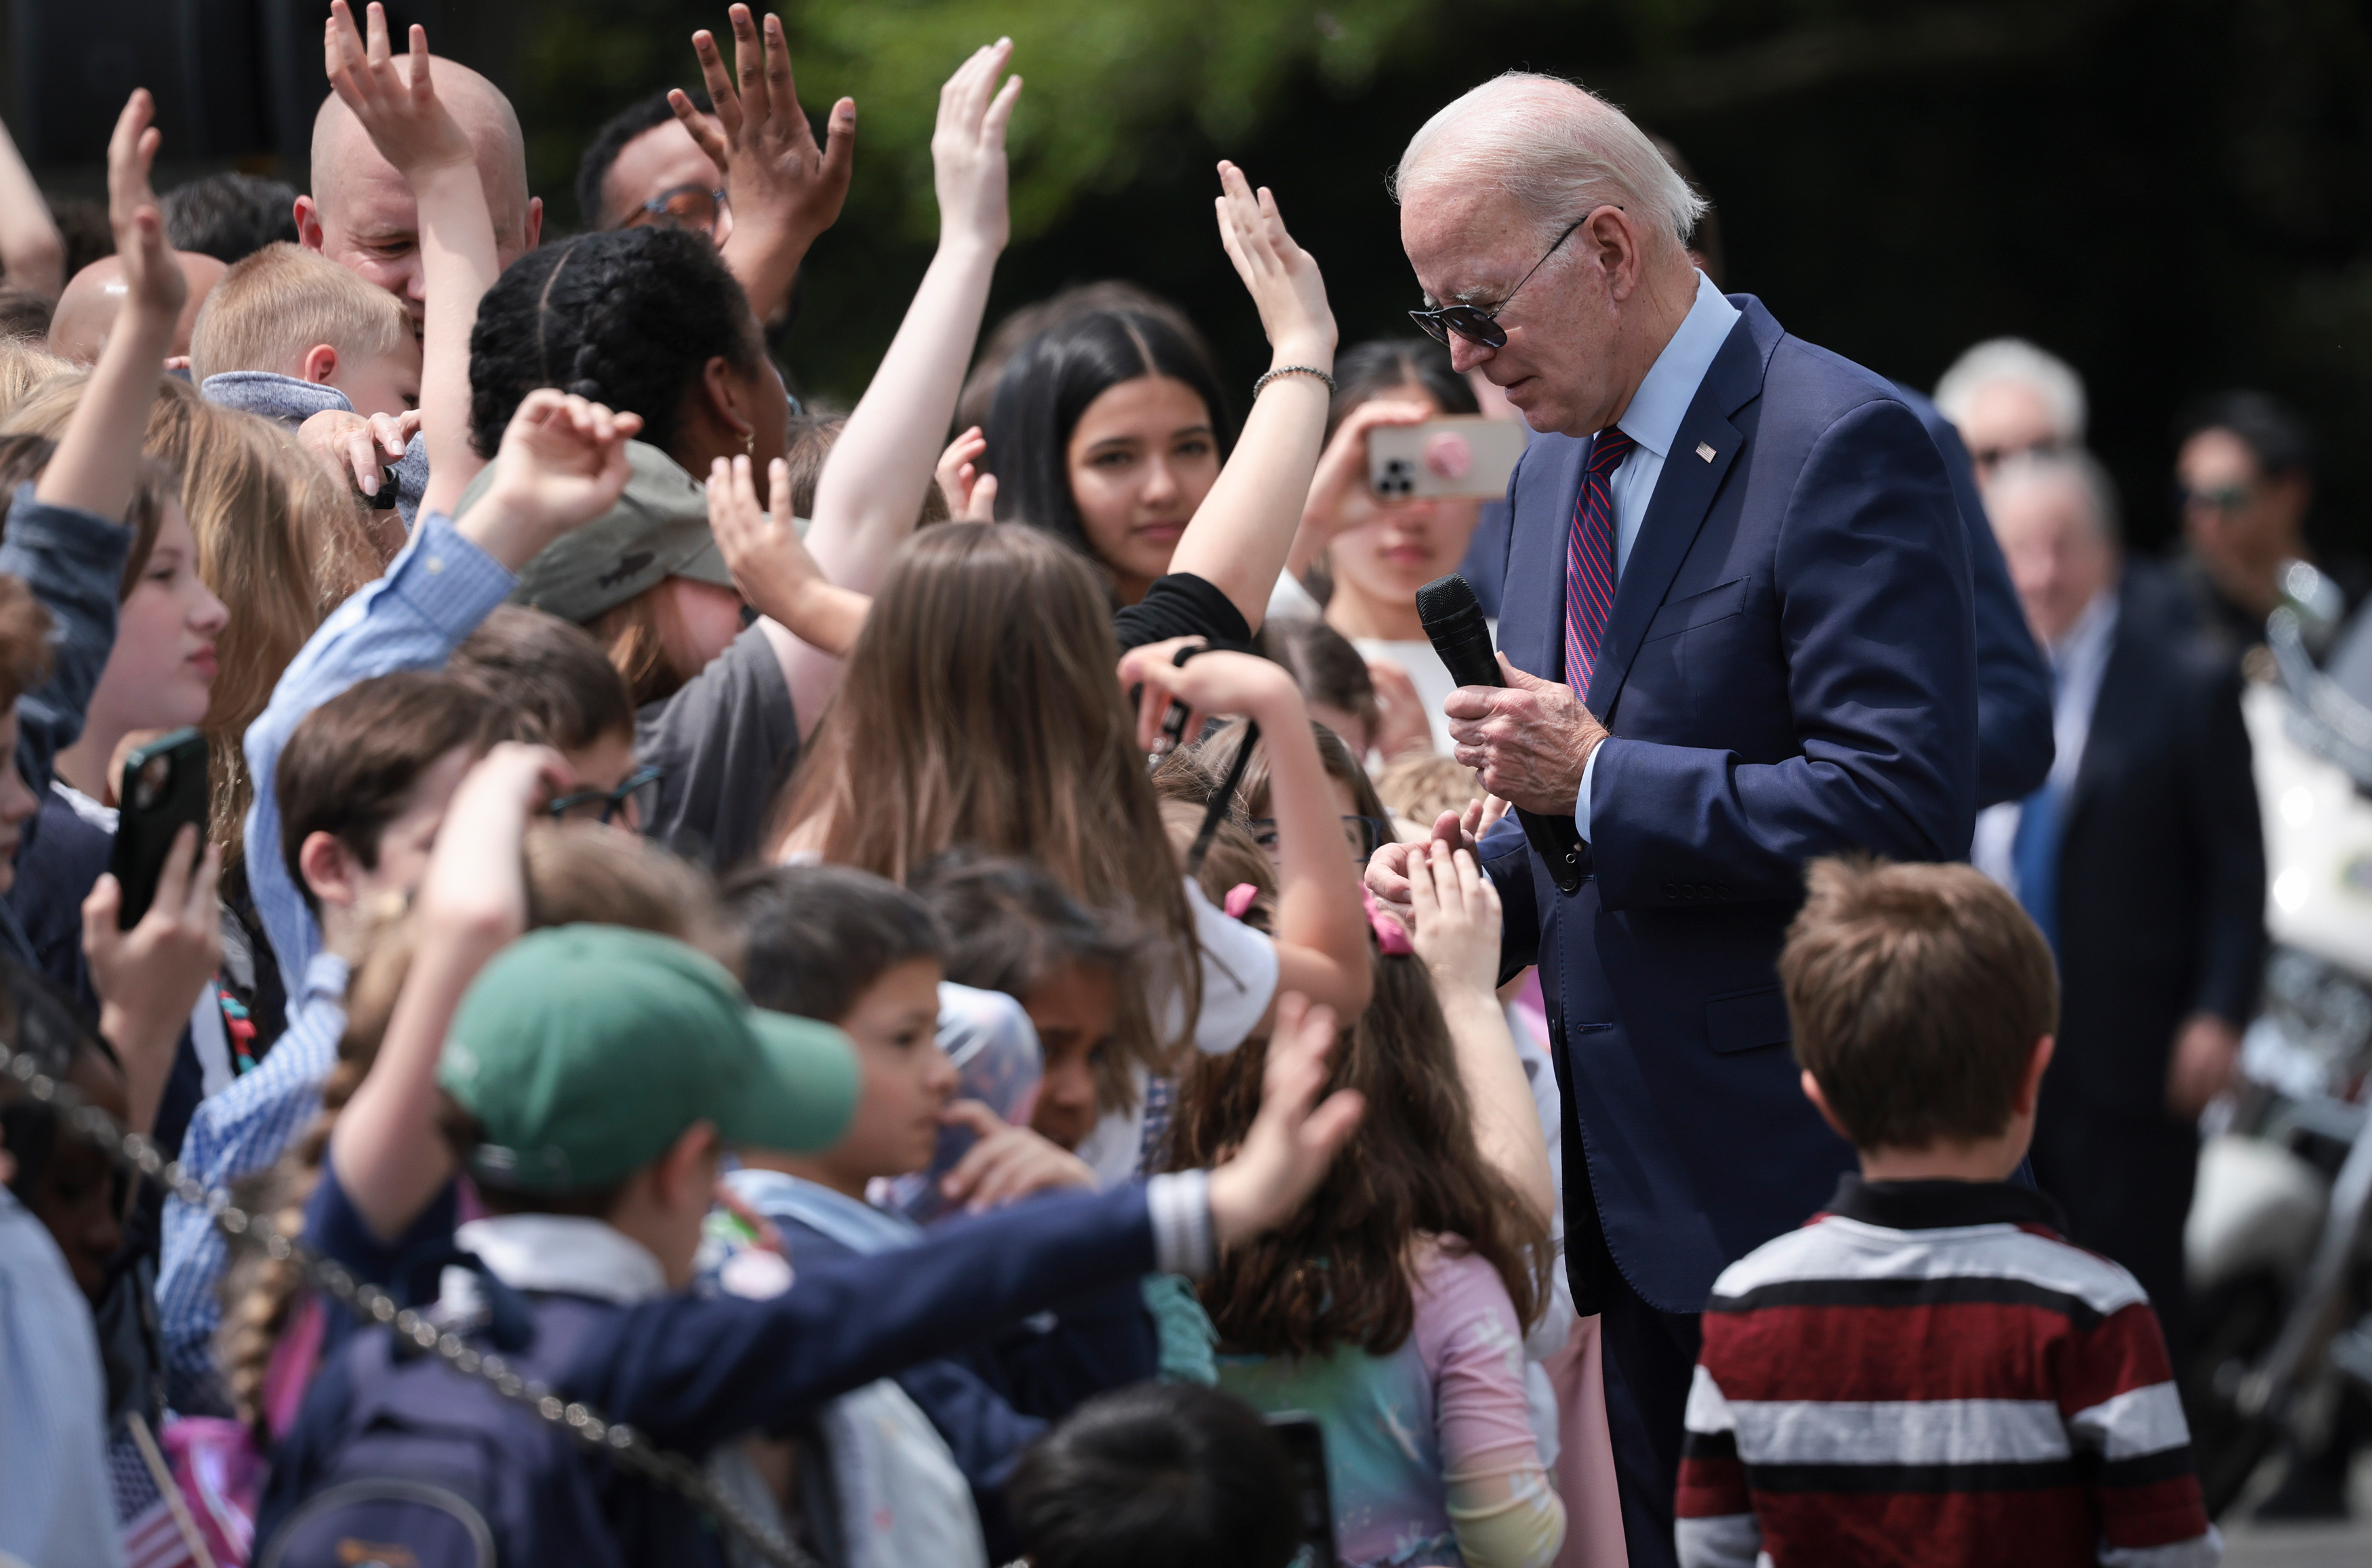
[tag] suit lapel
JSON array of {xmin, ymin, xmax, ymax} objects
[{"xmin": 1584, "ymin": 313, "xmax": 1765, "ymax": 719}]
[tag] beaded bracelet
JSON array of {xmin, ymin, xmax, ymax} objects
[{"xmin": 1253, "ymin": 363, "xmax": 1336, "ymax": 398}]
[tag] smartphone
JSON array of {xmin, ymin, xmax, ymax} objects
[
  {"xmin": 1370, "ymin": 415, "xmax": 1529, "ymax": 501},
  {"xmin": 1265, "ymin": 1411, "xmax": 1338, "ymax": 1568},
  {"xmin": 108, "ymin": 727, "xmax": 209, "ymax": 929},
  {"xmin": 368, "ymin": 466, "xmax": 399, "ymax": 510}
]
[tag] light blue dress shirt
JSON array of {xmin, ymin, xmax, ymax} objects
[
  {"xmin": 1574, "ymin": 271, "xmax": 1741, "ymax": 841},
  {"xmin": 156, "ymin": 951, "xmax": 351, "ymax": 1412}
]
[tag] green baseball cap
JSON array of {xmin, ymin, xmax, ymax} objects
[
  {"xmin": 436, "ymin": 924, "xmax": 859, "ymax": 1191},
  {"xmin": 455, "ymin": 440, "xmax": 736, "ymax": 627}
]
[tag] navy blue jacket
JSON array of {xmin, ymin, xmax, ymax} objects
[
  {"xmin": 1483, "ymin": 296, "xmax": 1980, "ymax": 1315},
  {"xmin": 262, "ymin": 1176, "xmax": 1162, "ymax": 1566}
]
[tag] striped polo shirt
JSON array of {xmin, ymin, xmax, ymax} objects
[{"xmin": 1677, "ymin": 1176, "xmax": 2221, "ymax": 1568}]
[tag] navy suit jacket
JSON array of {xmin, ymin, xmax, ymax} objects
[{"xmin": 1481, "ymin": 296, "xmax": 1980, "ymax": 1314}]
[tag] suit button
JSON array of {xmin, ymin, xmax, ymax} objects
[{"xmin": 1662, "ymin": 882, "xmax": 1678, "ymax": 900}]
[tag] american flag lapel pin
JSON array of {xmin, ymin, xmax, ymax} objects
[{"xmin": 1696, "ymin": 441, "xmax": 1717, "ymax": 462}]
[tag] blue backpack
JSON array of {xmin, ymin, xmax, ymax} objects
[{"xmin": 253, "ymin": 1287, "xmax": 703, "ymax": 1568}]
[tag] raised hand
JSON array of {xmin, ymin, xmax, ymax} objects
[
  {"xmin": 459, "ymin": 390, "xmax": 643, "ymax": 571},
  {"xmin": 931, "ymin": 39, "xmax": 1022, "ymax": 253},
  {"xmin": 1408, "ymin": 839, "xmax": 1503, "ymax": 999},
  {"xmin": 1214, "ymin": 161, "xmax": 1334, "ymax": 371},
  {"xmin": 934, "ymin": 426, "xmax": 999, "ymax": 522},
  {"xmin": 936, "ymin": 1100, "xmax": 1096, "ymax": 1212},
  {"xmin": 678, "ymin": 5, "xmax": 855, "ymax": 315},
  {"xmin": 1291, "ymin": 398, "xmax": 1436, "ymax": 573},
  {"xmin": 82, "ymin": 825, "xmax": 222, "ymax": 1134},
  {"xmin": 297, "ymin": 406, "xmax": 421, "ymax": 501},
  {"xmin": 1365, "ymin": 807, "xmax": 1477, "ymax": 922},
  {"xmin": 106, "ymin": 89, "xmax": 182, "ymax": 326},
  {"xmin": 1206, "ymin": 994, "xmax": 1366, "ymax": 1248},
  {"xmin": 324, "ymin": 1, "xmax": 471, "ymax": 179},
  {"xmin": 1115, "ymin": 640, "xmax": 1307, "ymax": 755},
  {"xmin": 708, "ymin": 453, "xmax": 869, "ymax": 655}
]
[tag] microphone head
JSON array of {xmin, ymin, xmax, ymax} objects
[{"xmin": 1415, "ymin": 574, "xmax": 1481, "ymax": 629}]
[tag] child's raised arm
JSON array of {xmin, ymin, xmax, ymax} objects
[
  {"xmin": 323, "ymin": 0, "xmax": 498, "ymax": 519},
  {"xmin": 802, "ymin": 39, "xmax": 1019, "ymax": 595},
  {"xmin": 672, "ymin": 5, "xmax": 855, "ymax": 325},
  {"xmin": 35, "ymin": 89, "xmax": 182, "ymax": 519},
  {"xmin": 708, "ymin": 453, "xmax": 869, "ymax": 728},
  {"xmin": 1162, "ymin": 164, "xmax": 1336, "ymax": 633},
  {"xmin": 0, "ymin": 111, "xmax": 64, "ymax": 302},
  {"xmin": 1118, "ymin": 642, "xmax": 1372, "ymax": 1027},
  {"xmin": 1407, "ymin": 840, "xmax": 1555, "ymax": 1228},
  {"xmin": 332, "ymin": 743, "xmax": 569, "ymax": 1241}
]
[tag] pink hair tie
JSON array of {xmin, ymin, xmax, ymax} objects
[
  {"xmin": 1223, "ymin": 882, "xmax": 1261, "ymax": 921},
  {"xmin": 1360, "ymin": 882, "xmax": 1416, "ymax": 956}
]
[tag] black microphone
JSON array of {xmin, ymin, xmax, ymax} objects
[{"xmin": 1416, "ymin": 574, "xmax": 1589, "ymax": 895}]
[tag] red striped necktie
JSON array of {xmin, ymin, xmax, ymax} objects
[{"xmin": 1563, "ymin": 427, "xmax": 1636, "ymax": 693}]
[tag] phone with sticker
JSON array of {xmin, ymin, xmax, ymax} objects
[{"xmin": 1368, "ymin": 415, "xmax": 1528, "ymax": 501}]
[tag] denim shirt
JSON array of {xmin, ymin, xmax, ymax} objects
[
  {"xmin": 1, "ymin": 483, "xmax": 132, "ymax": 966},
  {"xmin": 241, "ymin": 512, "xmax": 513, "ymax": 1006}
]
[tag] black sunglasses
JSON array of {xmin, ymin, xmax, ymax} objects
[
  {"xmin": 628, "ymin": 183, "xmax": 729, "ymax": 234},
  {"xmin": 1408, "ymin": 206, "xmax": 1620, "ymax": 350},
  {"xmin": 546, "ymin": 765, "xmax": 666, "ymax": 829}
]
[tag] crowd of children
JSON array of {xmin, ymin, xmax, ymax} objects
[{"xmin": 0, "ymin": 5, "xmax": 2223, "ymax": 1567}]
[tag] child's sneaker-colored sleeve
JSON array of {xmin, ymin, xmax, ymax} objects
[
  {"xmin": 2061, "ymin": 1297, "xmax": 2222, "ymax": 1567},
  {"xmin": 1676, "ymin": 1361, "xmax": 1762, "ymax": 1568}
]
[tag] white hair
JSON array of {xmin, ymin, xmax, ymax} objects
[
  {"xmin": 1988, "ymin": 447, "xmax": 2123, "ymax": 547},
  {"xmin": 1932, "ymin": 337, "xmax": 2088, "ymax": 445},
  {"xmin": 1392, "ymin": 73, "xmax": 1707, "ymax": 253}
]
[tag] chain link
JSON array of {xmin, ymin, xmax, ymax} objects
[{"xmin": 1, "ymin": 1039, "xmax": 823, "ymax": 1568}]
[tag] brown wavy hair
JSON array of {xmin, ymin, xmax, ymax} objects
[
  {"xmin": 772, "ymin": 523, "xmax": 1195, "ymax": 1103},
  {"xmin": 3, "ymin": 377, "xmax": 383, "ymax": 873},
  {"xmin": 214, "ymin": 825, "xmax": 733, "ymax": 1429},
  {"xmin": 1168, "ymin": 949, "xmax": 1551, "ymax": 1359}
]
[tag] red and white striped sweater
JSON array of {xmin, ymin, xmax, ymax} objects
[{"xmin": 1677, "ymin": 1176, "xmax": 2220, "ymax": 1568}]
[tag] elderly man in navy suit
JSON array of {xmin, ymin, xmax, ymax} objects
[{"xmin": 1368, "ymin": 74, "xmax": 1982, "ymax": 1564}]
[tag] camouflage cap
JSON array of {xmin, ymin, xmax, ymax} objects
[{"xmin": 456, "ymin": 440, "xmax": 736, "ymax": 627}]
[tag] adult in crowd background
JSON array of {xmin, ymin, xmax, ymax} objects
[
  {"xmin": 46, "ymin": 249, "xmax": 226, "ymax": 366},
  {"xmin": 1972, "ymin": 448, "xmax": 2264, "ymax": 1362},
  {"xmin": 1932, "ymin": 335, "xmax": 2089, "ymax": 488},
  {"xmin": 2173, "ymin": 388, "xmax": 2358, "ymax": 652},
  {"xmin": 1643, "ymin": 154, "xmax": 2052, "ymax": 811},
  {"xmin": 162, "ymin": 171, "xmax": 301, "ymax": 264},
  {"xmin": 1370, "ymin": 73, "xmax": 1980, "ymax": 1564}
]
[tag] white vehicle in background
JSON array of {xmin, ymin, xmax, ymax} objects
[{"xmin": 2186, "ymin": 560, "xmax": 2372, "ymax": 1514}]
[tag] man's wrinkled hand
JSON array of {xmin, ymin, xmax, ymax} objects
[{"xmin": 1445, "ymin": 654, "xmax": 1606, "ymax": 817}]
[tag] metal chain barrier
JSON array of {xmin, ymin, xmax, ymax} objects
[{"xmin": 1, "ymin": 1037, "xmax": 823, "ymax": 1568}]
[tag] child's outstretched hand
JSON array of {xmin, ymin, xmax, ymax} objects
[
  {"xmin": 82, "ymin": 825, "xmax": 221, "ymax": 1134},
  {"xmin": 937, "ymin": 1100, "xmax": 1095, "ymax": 1211},
  {"xmin": 462, "ymin": 390, "xmax": 642, "ymax": 570},
  {"xmin": 1116, "ymin": 640, "xmax": 1306, "ymax": 756},
  {"xmin": 708, "ymin": 453, "xmax": 870, "ymax": 655},
  {"xmin": 106, "ymin": 88, "xmax": 182, "ymax": 327},
  {"xmin": 1408, "ymin": 839, "xmax": 1504, "ymax": 1000},
  {"xmin": 1214, "ymin": 161, "xmax": 1334, "ymax": 371},
  {"xmin": 935, "ymin": 426, "xmax": 999, "ymax": 522},
  {"xmin": 324, "ymin": 1, "xmax": 471, "ymax": 180},
  {"xmin": 932, "ymin": 39, "xmax": 1021, "ymax": 253},
  {"xmin": 1207, "ymin": 993, "xmax": 1365, "ymax": 1248},
  {"xmin": 415, "ymin": 743, "xmax": 573, "ymax": 938}
]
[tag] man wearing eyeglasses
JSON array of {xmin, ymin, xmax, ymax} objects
[{"xmin": 1370, "ymin": 71, "xmax": 1980, "ymax": 1565}]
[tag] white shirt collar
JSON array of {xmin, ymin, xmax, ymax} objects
[
  {"xmin": 1616, "ymin": 270, "xmax": 1740, "ymax": 460},
  {"xmin": 451, "ymin": 1214, "xmax": 668, "ymax": 1304}
]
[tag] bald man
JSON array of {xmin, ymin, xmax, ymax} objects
[
  {"xmin": 47, "ymin": 249, "xmax": 227, "ymax": 365},
  {"xmin": 295, "ymin": 56, "xmax": 541, "ymax": 331}
]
